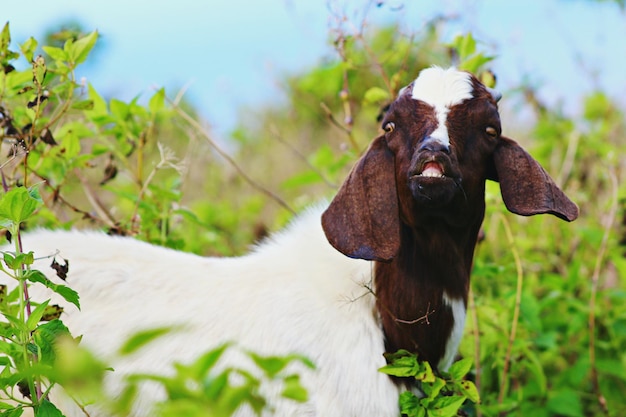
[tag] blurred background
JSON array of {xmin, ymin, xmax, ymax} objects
[{"xmin": 4, "ymin": 0, "xmax": 626, "ymax": 136}]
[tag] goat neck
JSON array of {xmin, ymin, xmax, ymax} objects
[{"xmin": 375, "ymin": 212, "xmax": 482, "ymax": 372}]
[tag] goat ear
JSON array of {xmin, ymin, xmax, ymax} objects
[
  {"xmin": 322, "ymin": 136, "xmax": 400, "ymax": 261},
  {"xmin": 488, "ymin": 136, "xmax": 579, "ymax": 222}
]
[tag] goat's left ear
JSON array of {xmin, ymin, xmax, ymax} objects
[
  {"xmin": 488, "ymin": 137, "xmax": 579, "ymax": 222},
  {"xmin": 322, "ymin": 136, "xmax": 400, "ymax": 261}
]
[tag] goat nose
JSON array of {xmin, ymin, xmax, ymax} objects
[{"xmin": 419, "ymin": 139, "xmax": 450, "ymax": 154}]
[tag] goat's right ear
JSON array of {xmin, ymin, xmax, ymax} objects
[
  {"xmin": 322, "ymin": 137, "xmax": 400, "ymax": 262},
  {"xmin": 488, "ymin": 137, "xmax": 579, "ymax": 222}
]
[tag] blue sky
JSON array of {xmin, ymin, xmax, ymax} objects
[{"xmin": 3, "ymin": 0, "xmax": 625, "ymax": 136}]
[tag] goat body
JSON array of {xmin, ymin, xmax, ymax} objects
[{"xmin": 7, "ymin": 67, "xmax": 578, "ymax": 417}]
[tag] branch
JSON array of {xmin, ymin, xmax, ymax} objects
[{"xmin": 169, "ymin": 99, "xmax": 295, "ymax": 215}]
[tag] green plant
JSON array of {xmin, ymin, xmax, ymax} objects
[
  {"xmin": 0, "ymin": 186, "xmax": 82, "ymax": 416},
  {"xmin": 380, "ymin": 350, "xmax": 479, "ymax": 417}
]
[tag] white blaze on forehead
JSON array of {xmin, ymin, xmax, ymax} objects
[{"xmin": 411, "ymin": 67, "xmax": 474, "ymax": 147}]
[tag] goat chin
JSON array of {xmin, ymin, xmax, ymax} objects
[{"xmin": 14, "ymin": 204, "xmax": 402, "ymax": 417}]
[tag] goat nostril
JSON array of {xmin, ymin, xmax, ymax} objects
[{"xmin": 419, "ymin": 140, "xmax": 450, "ymax": 154}]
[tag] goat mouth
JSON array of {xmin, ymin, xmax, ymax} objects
[{"xmin": 416, "ymin": 161, "xmax": 445, "ymax": 178}]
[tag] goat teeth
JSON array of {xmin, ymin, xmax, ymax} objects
[{"xmin": 420, "ymin": 165, "xmax": 445, "ymax": 178}]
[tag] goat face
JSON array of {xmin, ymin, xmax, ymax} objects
[
  {"xmin": 322, "ymin": 66, "xmax": 578, "ymax": 262},
  {"xmin": 382, "ymin": 69, "xmax": 502, "ymax": 226}
]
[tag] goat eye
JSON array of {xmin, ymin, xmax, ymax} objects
[
  {"xmin": 383, "ymin": 122, "xmax": 395, "ymax": 133},
  {"xmin": 485, "ymin": 126, "xmax": 498, "ymax": 138}
]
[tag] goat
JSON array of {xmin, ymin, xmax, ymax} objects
[{"xmin": 11, "ymin": 66, "xmax": 578, "ymax": 417}]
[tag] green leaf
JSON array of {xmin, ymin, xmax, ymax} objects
[
  {"xmin": 379, "ymin": 352, "xmax": 419, "ymax": 377},
  {"xmin": 281, "ymin": 374, "xmax": 308, "ymax": 402},
  {"xmin": 447, "ymin": 357, "xmax": 473, "ymax": 380},
  {"xmin": 86, "ymin": 83, "xmax": 108, "ymax": 118},
  {"xmin": 189, "ymin": 344, "xmax": 229, "ymax": 379},
  {"xmin": 110, "ymin": 98, "xmax": 129, "ymax": 120},
  {"xmin": 149, "ymin": 87, "xmax": 165, "ymax": 114},
  {"xmin": 118, "ymin": 326, "xmax": 174, "ymax": 356},
  {"xmin": 399, "ymin": 391, "xmax": 424, "ymax": 417},
  {"xmin": 249, "ymin": 352, "xmax": 291, "ymax": 378},
  {"xmin": 26, "ymin": 299, "xmax": 50, "ymax": 331},
  {"xmin": 422, "ymin": 377, "xmax": 445, "ymax": 399},
  {"xmin": 428, "ymin": 395, "xmax": 466, "ymax": 417},
  {"xmin": 33, "ymin": 319, "xmax": 71, "ymax": 364},
  {"xmin": 0, "ymin": 187, "xmax": 42, "ymax": 225},
  {"xmin": 20, "ymin": 37, "xmax": 38, "ymax": 62},
  {"xmin": 363, "ymin": 86, "xmax": 390, "ymax": 105},
  {"xmin": 459, "ymin": 380, "xmax": 480, "ymax": 403},
  {"xmin": 26, "ymin": 270, "xmax": 80, "ymax": 309},
  {"xmin": 41, "ymin": 46, "xmax": 67, "ymax": 63},
  {"xmin": 0, "ymin": 22, "xmax": 10, "ymax": 51},
  {"xmin": 68, "ymin": 30, "xmax": 98, "ymax": 65},
  {"xmin": 1, "ymin": 406, "xmax": 25, "ymax": 417},
  {"xmin": 35, "ymin": 399, "xmax": 64, "ymax": 417}
]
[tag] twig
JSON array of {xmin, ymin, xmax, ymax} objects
[
  {"xmin": 73, "ymin": 170, "xmax": 119, "ymax": 229},
  {"xmin": 468, "ymin": 287, "xmax": 482, "ymax": 417},
  {"xmin": 169, "ymin": 100, "xmax": 295, "ymax": 215},
  {"xmin": 497, "ymin": 213, "xmax": 524, "ymax": 407},
  {"xmin": 588, "ymin": 169, "xmax": 618, "ymax": 417},
  {"xmin": 268, "ymin": 124, "xmax": 337, "ymax": 189},
  {"xmin": 320, "ymin": 102, "xmax": 361, "ymax": 153},
  {"xmin": 557, "ymin": 131, "xmax": 580, "ymax": 187}
]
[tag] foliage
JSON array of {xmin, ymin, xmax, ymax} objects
[
  {"xmin": 0, "ymin": 3, "xmax": 624, "ymax": 416},
  {"xmin": 112, "ymin": 340, "xmax": 314, "ymax": 417},
  {"xmin": 380, "ymin": 350, "xmax": 479, "ymax": 417}
]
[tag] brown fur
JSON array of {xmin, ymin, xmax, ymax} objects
[{"xmin": 322, "ymin": 70, "xmax": 578, "ymax": 371}]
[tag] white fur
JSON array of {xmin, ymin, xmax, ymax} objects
[
  {"xmin": 15, "ymin": 205, "xmax": 402, "ymax": 417},
  {"xmin": 440, "ymin": 292, "xmax": 467, "ymax": 371},
  {"xmin": 411, "ymin": 67, "xmax": 473, "ymax": 147}
]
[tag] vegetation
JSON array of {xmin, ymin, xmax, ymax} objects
[{"xmin": 0, "ymin": 3, "xmax": 624, "ymax": 416}]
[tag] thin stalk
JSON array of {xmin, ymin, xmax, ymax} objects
[
  {"xmin": 468, "ymin": 287, "xmax": 482, "ymax": 417},
  {"xmin": 497, "ymin": 213, "xmax": 524, "ymax": 407},
  {"xmin": 588, "ymin": 169, "xmax": 617, "ymax": 417},
  {"xmin": 15, "ymin": 225, "xmax": 43, "ymax": 402}
]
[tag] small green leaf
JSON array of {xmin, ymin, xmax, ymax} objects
[
  {"xmin": 26, "ymin": 299, "xmax": 50, "ymax": 331},
  {"xmin": 26, "ymin": 270, "xmax": 80, "ymax": 309},
  {"xmin": 249, "ymin": 352, "xmax": 290, "ymax": 378},
  {"xmin": 422, "ymin": 377, "xmax": 446, "ymax": 399},
  {"xmin": 42, "ymin": 46, "xmax": 68, "ymax": 62},
  {"xmin": 86, "ymin": 83, "xmax": 108, "ymax": 118},
  {"xmin": 118, "ymin": 326, "xmax": 174, "ymax": 356},
  {"xmin": 33, "ymin": 319, "xmax": 71, "ymax": 364},
  {"xmin": 20, "ymin": 37, "xmax": 38, "ymax": 62},
  {"xmin": 0, "ymin": 187, "xmax": 43, "ymax": 224},
  {"xmin": 363, "ymin": 86, "xmax": 390, "ymax": 105},
  {"xmin": 428, "ymin": 395, "xmax": 466, "ymax": 417},
  {"xmin": 281, "ymin": 374, "xmax": 308, "ymax": 402},
  {"xmin": 2, "ymin": 405, "xmax": 25, "ymax": 417},
  {"xmin": 459, "ymin": 380, "xmax": 480, "ymax": 403},
  {"xmin": 35, "ymin": 399, "xmax": 64, "ymax": 417},
  {"xmin": 189, "ymin": 344, "xmax": 229, "ymax": 378},
  {"xmin": 149, "ymin": 87, "xmax": 165, "ymax": 114},
  {"xmin": 399, "ymin": 391, "xmax": 423, "ymax": 417},
  {"xmin": 447, "ymin": 357, "xmax": 473, "ymax": 380},
  {"xmin": 68, "ymin": 30, "xmax": 98, "ymax": 65}
]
